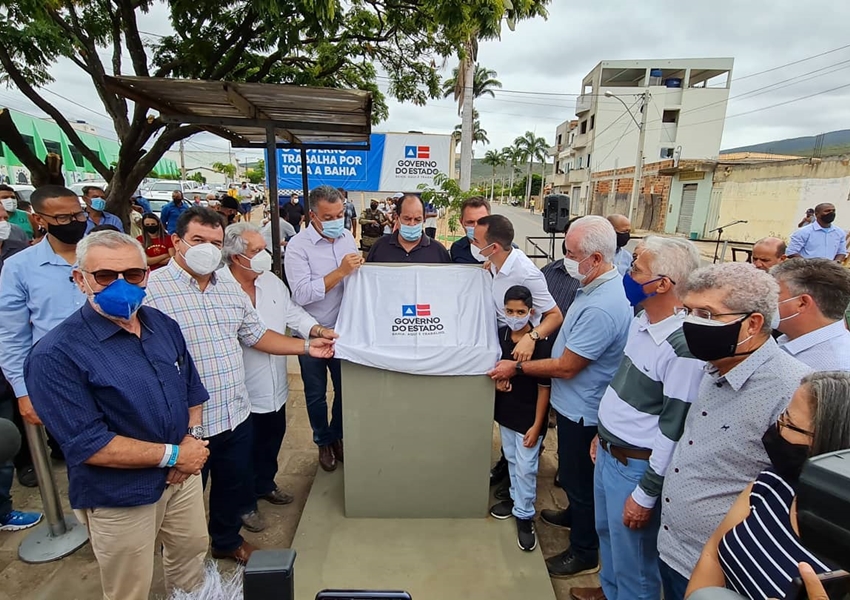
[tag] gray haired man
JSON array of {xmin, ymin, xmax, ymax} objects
[
  {"xmin": 657, "ymin": 262, "xmax": 811, "ymax": 600},
  {"xmin": 219, "ymin": 222, "xmax": 338, "ymax": 532}
]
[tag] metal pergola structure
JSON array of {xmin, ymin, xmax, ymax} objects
[{"xmin": 103, "ymin": 75, "xmax": 373, "ymax": 275}]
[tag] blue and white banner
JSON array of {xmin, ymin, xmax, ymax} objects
[{"xmin": 273, "ymin": 133, "xmax": 451, "ymax": 193}]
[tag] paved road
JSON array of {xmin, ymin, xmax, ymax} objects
[{"xmin": 492, "ymin": 202, "xmax": 559, "ymax": 266}]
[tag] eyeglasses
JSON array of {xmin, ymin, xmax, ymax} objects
[
  {"xmin": 777, "ymin": 409, "xmax": 814, "ymax": 438},
  {"xmin": 82, "ymin": 268, "xmax": 147, "ymax": 286},
  {"xmin": 36, "ymin": 211, "xmax": 88, "ymax": 225},
  {"xmin": 674, "ymin": 307, "xmax": 751, "ymax": 321}
]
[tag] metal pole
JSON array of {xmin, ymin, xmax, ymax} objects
[
  {"xmin": 18, "ymin": 423, "xmax": 88, "ymax": 563},
  {"xmin": 267, "ymin": 127, "xmax": 282, "ymax": 279},
  {"xmin": 628, "ymin": 91, "xmax": 650, "ymax": 223},
  {"xmin": 179, "ymin": 139, "xmax": 186, "ymax": 180},
  {"xmin": 300, "ymin": 147, "xmax": 309, "ymax": 200}
]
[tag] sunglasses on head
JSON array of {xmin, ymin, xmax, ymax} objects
[{"xmin": 83, "ymin": 268, "xmax": 147, "ymax": 286}]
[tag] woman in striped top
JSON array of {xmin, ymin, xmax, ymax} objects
[{"xmin": 686, "ymin": 371, "xmax": 850, "ymax": 600}]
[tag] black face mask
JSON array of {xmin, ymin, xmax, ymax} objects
[
  {"xmin": 371, "ymin": 204, "xmax": 378, "ymax": 211},
  {"xmin": 682, "ymin": 314, "xmax": 752, "ymax": 362},
  {"xmin": 227, "ymin": 213, "xmax": 236, "ymax": 224},
  {"xmin": 616, "ymin": 231, "xmax": 631, "ymax": 248},
  {"xmin": 47, "ymin": 220, "xmax": 87, "ymax": 245},
  {"xmin": 144, "ymin": 225, "xmax": 160, "ymax": 234},
  {"xmin": 762, "ymin": 423, "xmax": 810, "ymax": 483},
  {"xmin": 821, "ymin": 212, "xmax": 836, "ymax": 224}
]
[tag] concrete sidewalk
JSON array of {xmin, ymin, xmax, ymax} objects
[{"xmin": 1, "ymin": 361, "xmax": 595, "ymax": 600}]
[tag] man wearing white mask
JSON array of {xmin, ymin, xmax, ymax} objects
[
  {"xmin": 219, "ymin": 223, "xmax": 338, "ymax": 532},
  {"xmin": 284, "ymin": 186, "xmax": 361, "ymax": 473},
  {"xmin": 0, "ymin": 204, "xmax": 28, "ymax": 271},
  {"xmin": 145, "ymin": 206, "xmax": 336, "ymax": 564},
  {"xmin": 450, "ymin": 196, "xmax": 491, "ymax": 264},
  {"xmin": 0, "ymin": 184, "xmax": 35, "ymax": 240}
]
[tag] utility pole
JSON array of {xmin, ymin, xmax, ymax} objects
[
  {"xmin": 628, "ymin": 90, "xmax": 650, "ymax": 223},
  {"xmin": 459, "ymin": 58, "xmax": 475, "ymax": 191},
  {"xmin": 179, "ymin": 139, "xmax": 186, "ymax": 181}
]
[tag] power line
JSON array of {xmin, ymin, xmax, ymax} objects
[{"xmin": 734, "ymin": 43, "xmax": 850, "ymax": 81}]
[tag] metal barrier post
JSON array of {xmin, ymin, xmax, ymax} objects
[{"xmin": 17, "ymin": 422, "xmax": 88, "ymax": 563}]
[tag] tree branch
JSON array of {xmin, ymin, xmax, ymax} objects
[
  {"xmin": 107, "ymin": 3, "xmax": 122, "ymax": 76},
  {"xmin": 201, "ymin": 9, "xmax": 257, "ymax": 79},
  {"xmin": 0, "ymin": 110, "xmax": 51, "ymax": 184},
  {"xmin": 0, "ymin": 43, "xmax": 113, "ymax": 180},
  {"xmin": 114, "ymin": 0, "xmax": 149, "ymax": 77}
]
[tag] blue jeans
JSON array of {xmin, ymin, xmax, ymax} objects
[
  {"xmin": 298, "ymin": 355, "xmax": 342, "ymax": 447},
  {"xmin": 500, "ymin": 425, "xmax": 541, "ymax": 520},
  {"xmin": 659, "ymin": 558, "xmax": 690, "ymax": 600},
  {"xmin": 557, "ymin": 413, "xmax": 599, "ymax": 563},
  {"xmin": 595, "ymin": 444, "xmax": 661, "ymax": 600},
  {"xmin": 251, "ymin": 406, "xmax": 287, "ymax": 498},
  {"xmin": 202, "ymin": 417, "xmax": 254, "ymax": 553}
]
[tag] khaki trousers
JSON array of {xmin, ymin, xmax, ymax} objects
[{"xmin": 74, "ymin": 474, "xmax": 209, "ymax": 600}]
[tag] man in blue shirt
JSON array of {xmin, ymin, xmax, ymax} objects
[
  {"xmin": 25, "ymin": 231, "xmax": 211, "ymax": 600},
  {"xmin": 82, "ymin": 185, "xmax": 124, "ymax": 234},
  {"xmin": 451, "ymin": 196, "xmax": 491, "ymax": 264},
  {"xmin": 489, "ymin": 215, "xmax": 631, "ymax": 579},
  {"xmin": 787, "ymin": 202, "xmax": 847, "ymax": 262},
  {"xmin": 160, "ymin": 190, "xmax": 189, "ymax": 235},
  {"xmin": 0, "ymin": 185, "xmax": 87, "ymax": 428}
]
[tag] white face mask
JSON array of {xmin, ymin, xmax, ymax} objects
[
  {"xmin": 0, "ymin": 220, "xmax": 10, "ymax": 241},
  {"xmin": 505, "ymin": 313, "xmax": 531, "ymax": 331},
  {"xmin": 774, "ymin": 295, "xmax": 802, "ymax": 330},
  {"xmin": 470, "ymin": 243, "xmax": 485, "ymax": 263},
  {"xmin": 241, "ymin": 250, "xmax": 272, "ymax": 273},
  {"xmin": 563, "ymin": 255, "xmax": 593, "ymax": 283},
  {"xmin": 1, "ymin": 198, "xmax": 16, "ymax": 212},
  {"xmin": 180, "ymin": 239, "xmax": 222, "ymax": 275}
]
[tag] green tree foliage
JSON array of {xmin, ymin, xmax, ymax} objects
[
  {"xmin": 442, "ymin": 65, "xmax": 501, "ymax": 100},
  {"xmin": 513, "ymin": 131, "xmax": 548, "ymax": 206},
  {"xmin": 212, "ymin": 161, "xmax": 237, "ymax": 180},
  {"xmin": 0, "ymin": 0, "xmax": 548, "ymax": 217},
  {"xmin": 453, "ymin": 110, "xmax": 489, "ymax": 145},
  {"xmin": 187, "ymin": 171, "xmax": 206, "ymax": 185},
  {"xmin": 244, "ymin": 159, "xmax": 266, "ymax": 184}
]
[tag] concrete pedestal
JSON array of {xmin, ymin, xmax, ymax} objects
[{"xmin": 342, "ymin": 362, "xmax": 494, "ymax": 518}]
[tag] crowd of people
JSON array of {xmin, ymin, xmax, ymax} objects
[{"xmin": 0, "ymin": 180, "xmax": 848, "ymax": 600}]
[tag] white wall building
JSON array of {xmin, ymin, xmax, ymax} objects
[{"xmin": 567, "ymin": 58, "xmax": 733, "ymax": 210}]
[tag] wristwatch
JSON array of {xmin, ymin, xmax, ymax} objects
[
  {"xmin": 516, "ymin": 361, "xmax": 524, "ymax": 373},
  {"xmin": 187, "ymin": 425, "xmax": 205, "ymax": 440},
  {"xmin": 528, "ymin": 329, "xmax": 540, "ymax": 341}
]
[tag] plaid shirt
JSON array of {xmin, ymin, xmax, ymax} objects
[{"xmin": 144, "ymin": 261, "xmax": 267, "ymax": 436}]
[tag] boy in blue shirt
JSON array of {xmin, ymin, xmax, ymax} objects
[{"xmin": 490, "ymin": 285, "xmax": 552, "ymax": 551}]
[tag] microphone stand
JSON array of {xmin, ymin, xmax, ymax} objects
[{"xmin": 709, "ymin": 220, "xmax": 747, "ymax": 264}]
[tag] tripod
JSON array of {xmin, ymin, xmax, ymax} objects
[{"xmin": 709, "ymin": 220, "xmax": 747, "ymax": 263}]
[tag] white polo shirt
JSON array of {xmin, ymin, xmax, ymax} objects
[
  {"xmin": 777, "ymin": 319, "xmax": 850, "ymax": 371},
  {"xmin": 218, "ymin": 267, "xmax": 318, "ymax": 413},
  {"xmin": 489, "ymin": 249, "xmax": 557, "ymax": 327}
]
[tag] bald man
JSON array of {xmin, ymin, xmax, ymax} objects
[
  {"xmin": 607, "ymin": 214, "xmax": 632, "ymax": 276},
  {"xmin": 751, "ymin": 237, "xmax": 787, "ymax": 272}
]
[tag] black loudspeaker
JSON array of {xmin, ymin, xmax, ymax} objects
[
  {"xmin": 244, "ymin": 549, "xmax": 296, "ymax": 600},
  {"xmin": 542, "ymin": 194, "xmax": 571, "ymax": 234}
]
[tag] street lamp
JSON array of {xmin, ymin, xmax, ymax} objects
[{"xmin": 604, "ymin": 89, "xmax": 650, "ymax": 223}]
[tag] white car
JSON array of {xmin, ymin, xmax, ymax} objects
[
  {"xmin": 9, "ymin": 184, "xmax": 35, "ymax": 205},
  {"xmin": 144, "ymin": 181, "xmax": 201, "ymax": 202}
]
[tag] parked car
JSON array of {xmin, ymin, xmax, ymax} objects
[
  {"xmin": 148, "ymin": 199, "xmax": 170, "ymax": 217},
  {"xmin": 143, "ymin": 181, "xmax": 201, "ymax": 202},
  {"xmin": 9, "ymin": 184, "xmax": 35, "ymax": 205}
]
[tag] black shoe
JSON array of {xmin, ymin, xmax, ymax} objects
[
  {"xmin": 493, "ymin": 481, "xmax": 511, "ymax": 502},
  {"xmin": 489, "ymin": 500, "xmax": 514, "ymax": 520},
  {"xmin": 540, "ymin": 508, "xmax": 571, "ymax": 530},
  {"xmin": 17, "ymin": 466, "xmax": 38, "ymax": 488},
  {"xmin": 489, "ymin": 456, "xmax": 509, "ymax": 487},
  {"xmin": 546, "ymin": 549, "xmax": 599, "ymax": 579},
  {"xmin": 516, "ymin": 517, "xmax": 537, "ymax": 552}
]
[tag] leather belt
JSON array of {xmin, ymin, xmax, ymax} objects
[{"xmin": 599, "ymin": 438, "xmax": 651, "ymax": 466}]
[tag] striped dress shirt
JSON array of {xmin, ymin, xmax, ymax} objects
[
  {"xmin": 144, "ymin": 261, "xmax": 267, "ymax": 436},
  {"xmin": 597, "ymin": 312, "xmax": 705, "ymax": 508}
]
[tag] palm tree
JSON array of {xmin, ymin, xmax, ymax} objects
[
  {"xmin": 504, "ymin": 146, "xmax": 521, "ymax": 203},
  {"xmin": 442, "ymin": 65, "xmax": 502, "ymax": 101},
  {"xmin": 513, "ymin": 131, "xmax": 549, "ymax": 208},
  {"xmin": 482, "ymin": 149, "xmax": 502, "ymax": 201},
  {"xmin": 454, "ymin": 110, "xmax": 489, "ymax": 145}
]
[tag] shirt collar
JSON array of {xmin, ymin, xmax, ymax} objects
[
  {"xmin": 706, "ymin": 336, "xmax": 779, "ymax": 392},
  {"xmin": 637, "ymin": 311, "xmax": 685, "ymax": 345},
  {"xmin": 811, "ymin": 221, "xmax": 832, "ymax": 232},
  {"xmin": 81, "ymin": 302, "xmax": 154, "ymax": 342},
  {"xmin": 34, "ymin": 237, "xmax": 74, "ymax": 267},
  {"xmin": 777, "ymin": 320, "xmax": 848, "ymax": 355},
  {"xmin": 389, "ymin": 231, "xmax": 430, "ymax": 249},
  {"xmin": 581, "ymin": 264, "xmax": 618, "ymax": 293},
  {"xmin": 491, "ymin": 249, "xmax": 519, "ymax": 277}
]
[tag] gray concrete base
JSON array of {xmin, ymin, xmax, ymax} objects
[
  {"xmin": 342, "ymin": 362, "xmax": 494, "ymax": 518},
  {"xmin": 293, "ymin": 469, "xmax": 557, "ymax": 600}
]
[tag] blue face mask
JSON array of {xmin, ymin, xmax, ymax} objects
[
  {"xmin": 319, "ymin": 217, "xmax": 345, "ymax": 239},
  {"xmin": 622, "ymin": 272, "xmax": 662, "ymax": 307},
  {"xmin": 399, "ymin": 223, "xmax": 423, "ymax": 242},
  {"xmin": 90, "ymin": 278, "xmax": 147, "ymax": 320},
  {"xmin": 466, "ymin": 226, "xmax": 475, "ymax": 240},
  {"xmin": 91, "ymin": 198, "xmax": 107, "ymax": 212}
]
